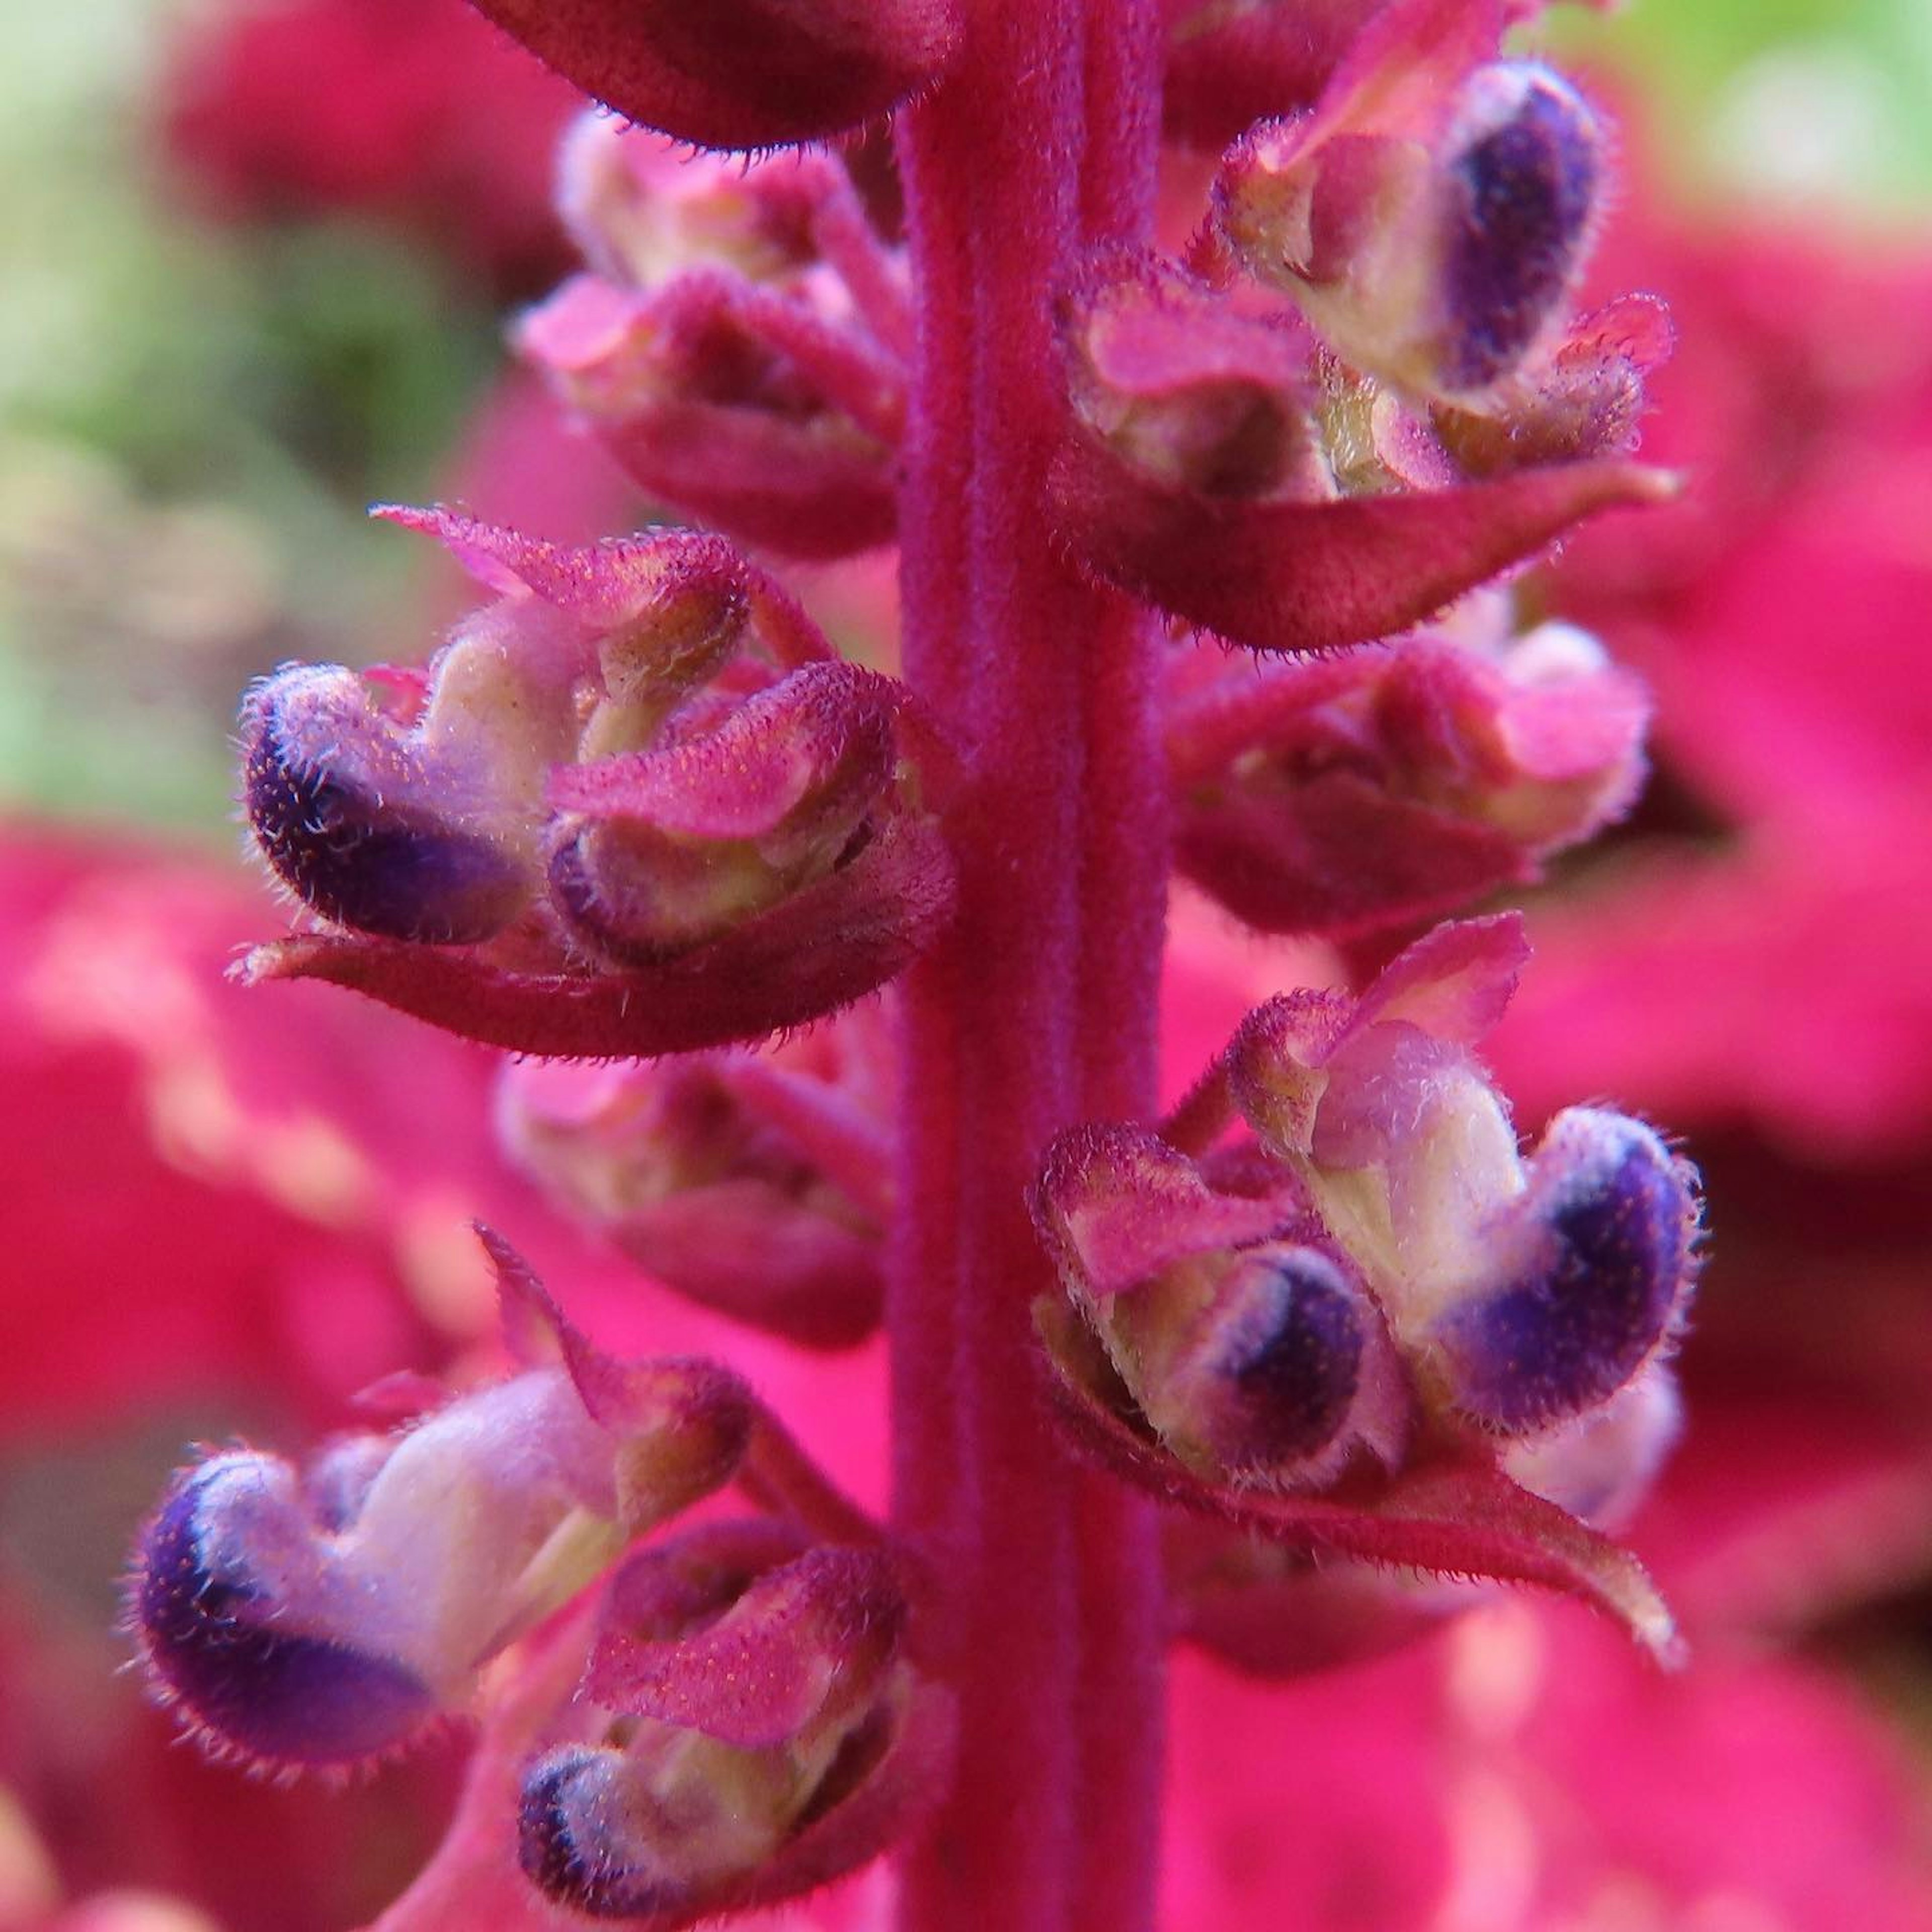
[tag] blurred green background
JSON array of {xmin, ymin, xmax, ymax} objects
[{"xmin": 0, "ymin": 0, "xmax": 1928, "ymax": 834}]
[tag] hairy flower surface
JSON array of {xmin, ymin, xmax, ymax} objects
[
  {"xmin": 1032, "ymin": 916, "xmax": 1698, "ymax": 1656},
  {"xmin": 239, "ymin": 508, "xmax": 955, "ymax": 1056}
]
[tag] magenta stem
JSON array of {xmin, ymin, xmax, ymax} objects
[{"xmin": 890, "ymin": 3, "xmax": 1166, "ymax": 1929}]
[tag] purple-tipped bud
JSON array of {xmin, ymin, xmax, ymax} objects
[
  {"xmin": 1031, "ymin": 1124, "xmax": 1411, "ymax": 1488},
  {"xmin": 520, "ymin": 1747, "xmax": 668, "ymax": 1918},
  {"xmin": 135, "ymin": 1455, "xmax": 437, "ymax": 1769},
  {"xmin": 242, "ymin": 669, "xmax": 536, "ymax": 944},
  {"xmin": 1438, "ymin": 65, "xmax": 1602, "ymax": 391},
  {"xmin": 1164, "ymin": 1247, "xmax": 1372, "ymax": 1479},
  {"xmin": 1215, "ymin": 10, "xmax": 1608, "ymax": 406},
  {"xmin": 132, "ymin": 1247, "xmax": 755, "ymax": 1771},
  {"xmin": 519, "ymin": 1532, "xmax": 944, "ymax": 1923},
  {"xmin": 1431, "ymin": 1109, "xmax": 1699, "ymax": 1434}
]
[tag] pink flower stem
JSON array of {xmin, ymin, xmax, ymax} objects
[{"xmin": 891, "ymin": 3, "xmax": 1166, "ymax": 1929}]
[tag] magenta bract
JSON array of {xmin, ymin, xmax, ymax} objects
[
  {"xmin": 1054, "ymin": 420, "xmax": 1676, "ymax": 652},
  {"xmin": 466, "ymin": 0, "xmax": 960, "ymax": 150}
]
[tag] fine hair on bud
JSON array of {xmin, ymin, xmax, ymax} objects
[
  {"xmin": 133, "ymin": 1454, "xmax": 439, "ymax": 1772},
  {"xmin": 242, "ymin": 668, "xmax": 534, "ymax": 945},
  {"xmin": 1439, "ymin": 64, "xmax": 1603, "ymax": 391},
  {"xmin": 1431, "ymin": 1109, "xmax": 1699, "ymax": 1434}
]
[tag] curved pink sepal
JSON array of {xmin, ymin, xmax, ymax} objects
[
  {"xmin": 548, "ymin": 664, "xmax": 900, "ymax": 840},
  {"xmin": 586, "ymin": 1545, "xmax": 904, "ymax": 1750},
  {"xmin": 465, "ymin": 0, "xmax": 960, "ymax": 151},
  {"xmin": 237, "ymin": 813, "xmax": 955, "ymax": 1058},
  {"xmin": 1037, "ymin": 1299, "xmax": 1680, "ymax": 1660},
  {"xmin": 475, "ymin": 1225, "xmax": 637, "ymax": 1430},
  {"xmin": 1052, "ymin": 424, "xmax": 1677, "ymax": 653},
  {"xmin": 1352, "ymin": 910, "xmax": 1531, "ymax": 1041},
  {"xmin": 373, "ymin": 503, "xmax": 833, "ymax": 664},
  {"xmin": 1033, "ymin": 1121, "xmax": 1303, "ymax": 1299}
]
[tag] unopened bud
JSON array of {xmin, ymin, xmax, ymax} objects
[
  {"xmin": 1429, "ymin": 1110, "xmax": 1699, "ymax": 1434},
  {"xmin": 1223, "ymin": 921, "xmax": 1700, "ymax": 1446},
  {"xmin": 519, "ymin": 1531, "xmax": 941, "ymax": 1921},
  {"xmin": 546, "ymin": 664, "xmax": 900, "ymax": 964},
  {"xmin": 1032, "ymin": 1124, "xmax": 1411, "ymax": 1490},
  {"xmin": 497, "ymin": 1025, "xmax": 889, "ymax": 1349},
  {"xmin": 1217, "ymin": 44, "xmax": 1604, "ymax": 403},
  {"xmin": 1169, "ymin": 613, "xmax": 1650, "ymax": 938},
  {"xmin": 1141, "ymin": 1244, "xmax": 1387, "ymax": 1484},
  {"xmin": 518, "ymin": 271, "xmax": 902, "ymax": 559},
  {"xmin": 558, "ymin": 116, "xmax": 846, "ymax": 299},
  {"xmin": 1437, "ymin": 65, "xmax": 1602, "ymax": 391},
  {"xmin": 1062, "ymin": 257, "xmax": 1327, "ymax": 504},
  {"xmin": 132, "ymin": 1240, "xmax": 753, "ymax": 1770},
  {"xmin": 242, "ymin": 662, "xmax": 549, "ymax": 945}
]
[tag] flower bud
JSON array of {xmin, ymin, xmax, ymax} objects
[
  {"xmin": 1138, "ymin": 1244, "xmax": 1387, "ymax": 1484},
  {"xmin": 1429, "ymin": 1110, "xmax": 1699, "ymax": 1434},
  {"xmin": 1434, "ymin": 64, "xmax": 1603, "ymax": 390},
  {"xmin": 519, "ymin": 1530, "xmax": 948, "ymax": 1922},
  {"xmin": 518, "ymin": 271, "xmax": 902, "ymax": 559},
  {"xmin": 132, "ymin": 1239, "xmax": 752, "ymax": 1770},
  {"xmin": 1032, "ymin": 1124, "xmax": 1411, "ymax": 1491},
  {"xmin": 1215, "ymin": 0, "xmax": 1606, "ymax": 404},
  {"xmin": 545, "ymin": 663, "xmax": 901, "ymax": 964},
  {"xmin": 242, "ymin": 654, "xmax": 558, "ymax": 945},
  {"xmin": 1026, "ymin": 1107, "xmax": 1684, "ymax": 1656},
  {"xmin": 557, "ymin": 116, "xmax": 869, "ymax": 307},
  {"xmin": 1167, "ymin": 612, "xmax": 1650, "ymax": 937},
  {"xmin": 1225, "ymin": 918, "xmax": 1701, "ymax": 1442},
  {"xmin": 497, "ymin": 1019, "xmax": 890, "ymax": 1349},
  {"xmin": 1061, "ymin": 256, "xmax": 1328, "ymax": 505},
  {"xmin": 235, "ymin": 511, "xmax": 954, "ymax": 1059},
  {"xmin": 136, "ymin": 1452, "xmax": 440, "ymax": 1769}
]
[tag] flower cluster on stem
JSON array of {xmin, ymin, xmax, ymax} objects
[{"xmin": 128, "ymin": 1, "xmax": 1702, "ymax": 1927}]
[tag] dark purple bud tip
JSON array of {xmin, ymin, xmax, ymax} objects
[
  {"xmin": 520, "ymin": 1747, "xmax": 682, "ymax": 1920},
  {"xmin": 243, "ymin": 675, "xmax": 529, "ymax": 945},
  {"xmin": 1433, "ymin": 1110, "xmax": 1698, "ymax": 1435},
  {"xmin": 134, "ymin": 1459, "xmax": 434, "ymax": 1769},
  {"xmin": 1441, "ymin": 65, "xmax": 1600, "ymax": 391},
  {"xmin": 1195, "ymin": 1248, "xmax": 1365, "ymax": 1477}
]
